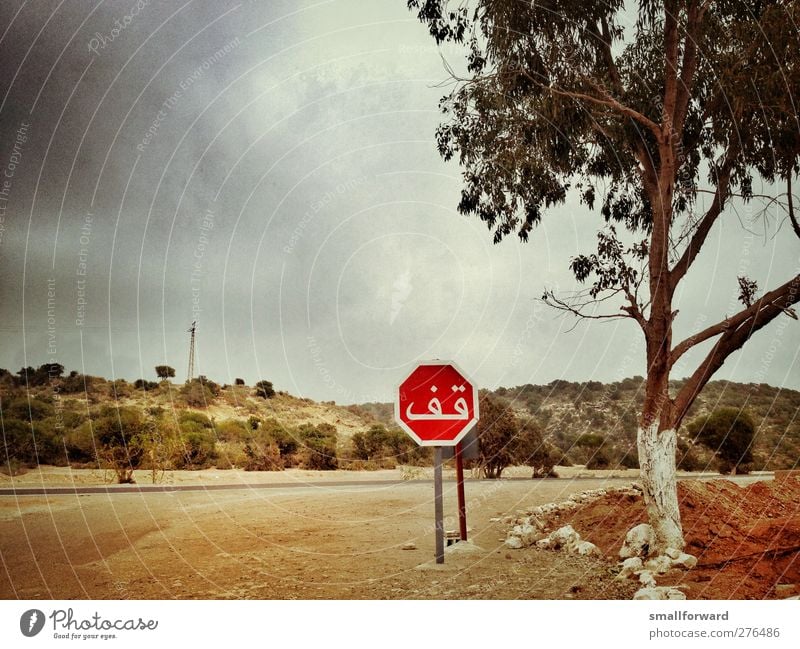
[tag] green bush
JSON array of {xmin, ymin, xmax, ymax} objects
[
  {"xmin": 687, "ymin": 408, "xmax": 756, "ymax": 475},
  {"xmin": 298, "ymin": 423, "xmax": 338, "ymax": 470},
  {"xmin": 93, "ymin": 407, "xmax": 147, "ymax": 483},
  {"xmin": 215, "ymin": 419, "xmax": 249, "ymax": 442},
  {"xmin": 255, "ymin": 380, "xmax": 275, "ymax": 399},
  {"xmin": 180, "ymin": 380, "xmax": 215, "ymax": 407},
  {"xmin": 243, "ymin": 432, "xmax": 283, "ymax": 471}
]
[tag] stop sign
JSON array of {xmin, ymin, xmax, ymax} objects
[{"xmin": 395, "ymin": 361, "xmax": 479, "ymax": 446}]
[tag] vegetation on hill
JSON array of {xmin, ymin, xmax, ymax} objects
[
  {"xmin": 0, "ymin": 366, "xmax": 428, "ymax": 482},
  {"xmin": 351, "ymin": 378, "xmax": 800, "ymax": 473},
  {"xmin": 2, "ymin": 366, "xmax": 797, "ymax": 480}
]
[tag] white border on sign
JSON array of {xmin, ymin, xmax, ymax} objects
[{"xmin": 393, "ymin": 359, "xmax": 480, "ymax": 447}]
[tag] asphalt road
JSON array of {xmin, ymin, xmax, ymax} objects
[{"xmin": 0, "ymin": 473, "xmax": 756, "ymax": 496}]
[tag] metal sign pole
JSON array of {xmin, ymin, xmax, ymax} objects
[
  {"xmin": 455, "ymin": 441, "xmax": 467, "ymax": 542},
  {"xmin": 434, "ymin": 446, "xmax": 444, "ymax": 564}
]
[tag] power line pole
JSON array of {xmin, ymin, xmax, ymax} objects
[{"xmin": 187, "ymin": 321, "xmax": 196, "ymax": 382}]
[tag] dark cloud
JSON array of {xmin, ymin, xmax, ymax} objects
[{"xmin": 0, "ymin": 0, "xmax": 797, "ymax": 401}]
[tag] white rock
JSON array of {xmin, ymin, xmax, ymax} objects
[
  {"xmin": 619, "ymin": 557, "xmax": 644, "ymax": 579},
  {"xmin": 549, "ymin": 525, "xmax": 580, "ymax": 550},
  {"xmin": 619, "ymin": 523, "xmax": 655, "ymax": 559},
  {"xmin": 671, "ymin": 552, "xmax": 698, "ymax": 569},
  {"xmin": 638, "ymin": 570, "xmax": 657, "ymax": 587},
  {"xmin": 633, "ymin": 586, "xmax": 686, "ymax": 601},
  {"xmin": 401, "ymin": 542, "xmax": 416, "ymax": 550},
  {"xmin": 645, "ymin": 555, "xmax": 673, "ymax": 574},
  {"xmin": 664, "ymin": 547, "xmax": 681, "ymax": 560},
  {"xmin": 535, "ymin": 538, "xmax": 551, "ymax": 549},
  {"xmin": 572, "ymin": 540, "xmax": 600, "ymax": 556},
  {"xmin": 505, "ymin": 536, "xmax": 523, "ymax": 549}
]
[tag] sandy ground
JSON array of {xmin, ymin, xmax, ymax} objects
[{"xmin": 0, "ymin": 469, "xmax": 642, "ymax": 600}]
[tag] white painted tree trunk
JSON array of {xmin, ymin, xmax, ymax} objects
[{"xmin": 637, "ymin": 422, "xmax": 684, "ymax": 552}]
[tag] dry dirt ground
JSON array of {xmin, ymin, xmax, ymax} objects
[
  {"xmin": 543, "ymin": 476, "xmax": 800, "ymax": 600},
  {"xmin": 0, "ymin": 468, "xmax": 641, "ymax": 600}
]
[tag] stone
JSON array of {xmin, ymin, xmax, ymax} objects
[
  {"xmin": 549, "ymin": 525, "xmax": 580, "ymax": 550},
  {"xmin": 572, "ymin": 540, "xmax": 600, "ymax": 556},
  {"xmin": 505, "ymin": 536, "xmax": 524, "ymax": 550},
  {"xmin": 671, "ymin": 552, "xmax": 698, "ymax": 569},
  {"xmin": 619, "ymin": 523, "xmax": 655, "ymax": 559},
  {"xmin": 535, "ymin": 538, "xmax": 551, "ymax": 549},
  {"xmin": 638, "ymin": 570, "xmax": 657, "ymax": 588},
  {"xmin": 619, "ymin": 557, "xmax": 644, "ymax": 579},
  {"xmin": 633, "ymin": 586, "xmax": 686, "ymax": 600},
  {"xmin": 401, "ymin": 542, "xmax": 416, "ymax": 550},
  {"xmin": 645, "ymin": 555, "xmax": 673, "ymax": 574},
  {"xmin": 664, "ymin": 547, "xmax": 681, "ymax": 560}
]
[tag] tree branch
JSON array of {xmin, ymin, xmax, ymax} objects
[
  {"xmin": 672, "ymin": 274, "xmax": 800, "ymax": 426},
  {"xmin": 662, "ymin": 0, "xmax": 681, "ymax": 132},
  {"xmin": 673, "ymin": 1, "xmax": 707, "ymax": 133},
  {"xmin": 669, "ymin": 145, "xmax": 739, "ymax": 292},
  {"xmin": 670, "ymin": 273, "xmax": 800, "ymax": 367},
  {"xmin": 788, "ymin": 174, "xmax": 800, "ymax": 240},
  {"xmin": 518, "ymin": 68, "xmax": 663, "ymax": 138}
]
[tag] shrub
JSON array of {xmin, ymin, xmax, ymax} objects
[
  {"xmin": 155, "ymin": 365, "xmax": 176, "ymax": 379},
  {"xmin": 235, "ymin": 378, "xmax": 246, "ymax": 386},
  {"xmin": 215, "ymin": 419, "xmax": 249, "ymax": 442},
  {"xmin": 2, "ymin": 397, "xmax": 54, "ymax": 421},
  {"xmin": 255, "ymin": 380, "xmax": 275, "ymax": 399},
  {"xmin": 298, "ymin": 423, "xmax": 338, "ymax": 470},
  {"xmin": 687, "ymin": 408, "xmax": 756, "ymax": 475},
  {"xmin": 180, "ymin": 380, "xmax": 215, "ymax": 407},
  {"xmin": 175, "ymin": 427, "xmax": 217, "ymax": 469},
  {"xmin": 475, "ymin": 393, "xmax": 518, "ymax": 478},
  {"xmin": 243, "ymin": 432, "xmax": 283, "ymax": 471},
  {"xmin": 93, "ymin": 407, "xmax": 146, "ymax": 483}
]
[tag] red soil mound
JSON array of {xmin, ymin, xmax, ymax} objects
[{"xmin": 546, "ymin": 477, "xmax": 800, "ymax": 599}]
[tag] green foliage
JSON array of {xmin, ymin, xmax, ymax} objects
[
  {"xmin": 235, "ymin": 378, "xmax": 246, "ymax": 386},
  {"xmin": 255, "ymin": 380, "xmax": 275, "ymax": 399},
  {"xmin": 575, "ymin": 433, "xmax": 606, "ymax": 448},
  {"xmin": 242, "ymin": 430, "xmax": 283, "ymax": 471},
  {"xmin": 514, "ymin": 418, "xmax": 558, "ymax": 477},
  {"xmin": 687, "ymin": 408, "xmax": 756, "ymax": 474},
  {"xmin": 154, "ymin": 365, "xmax": 176, "ymax": 379},
  {"xmin": 2, "ymin": 397, "xmax": 54, "ymax": 421},
  {"xmin": 215, "ymin": 419, "xmax": 249, "ymax": 442},
  {"xmin": 297, "ymin": 423, "xmax": 338, "ymax": 470},
  {"xmin": 180, "ymin": 380, "xmax": 215, "ymax": 407},
  {"xmin": 134, "ymin": 379, "xmax": 159, "ymax": 391},
  {"xmin": 349, "ymin": 424, "xmax": 413, "ymax": 468},
  {"xmin": 475, "ymin": 393, "xmax": 518, "ymax": 479},
  {"xmin": 93, "ymin": 407, "xmax": 147, "ymax": 483}
]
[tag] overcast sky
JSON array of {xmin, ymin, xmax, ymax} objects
[{"xmin": 0, "ymin": 0, "xmax": 797, "ymax": 403}]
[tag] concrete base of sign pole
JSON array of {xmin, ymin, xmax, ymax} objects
[{"xmin": 434, "ymin": 446, "xmax": 444, "ymax": 564}]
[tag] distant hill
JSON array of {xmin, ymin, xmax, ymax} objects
[
  {"xmin": 353, "ymin": 378, "xmax": 800, "ymax": 471},
  {"xmin": 0, "ymin": 369, "xmax": 382, "ymax": 475}
]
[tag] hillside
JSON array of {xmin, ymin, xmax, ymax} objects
[
  {"xmin": 0, "ymin": 368, "xmax": 390, "ymax": 477},
  {"xmin": 353, "ymin": 377, "xmax": 800, "ymax": 471}
]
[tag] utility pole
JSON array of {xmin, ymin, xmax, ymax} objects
[{"xmin": 187, "ymin": 321, "xmax": 196, "ymax": 382}]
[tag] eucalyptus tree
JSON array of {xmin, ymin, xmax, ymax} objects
[{"xmin": 408, "ymin": 0, "xmax": 800, "ymax": 552}]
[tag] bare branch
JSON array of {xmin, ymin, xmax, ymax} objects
[
  {"xmin": 542, "ymin": 289, "xmax": 636, "ymax": 327},
  {"xmin": 669, "ymin": 273, "xmax": 800, "ymax": 368},
  {"xmin": 673, "ymin": 275, "xmax": 800, "ymax": 426}
]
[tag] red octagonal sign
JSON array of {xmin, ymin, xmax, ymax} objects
[{"xmin": 395, "ymin": 361, "xmax": 479, "ymax": 447}]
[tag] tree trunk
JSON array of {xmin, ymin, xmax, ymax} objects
[{"xmin": 637, "ymin": 420, "xmax": 684, "ymax": 552}]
